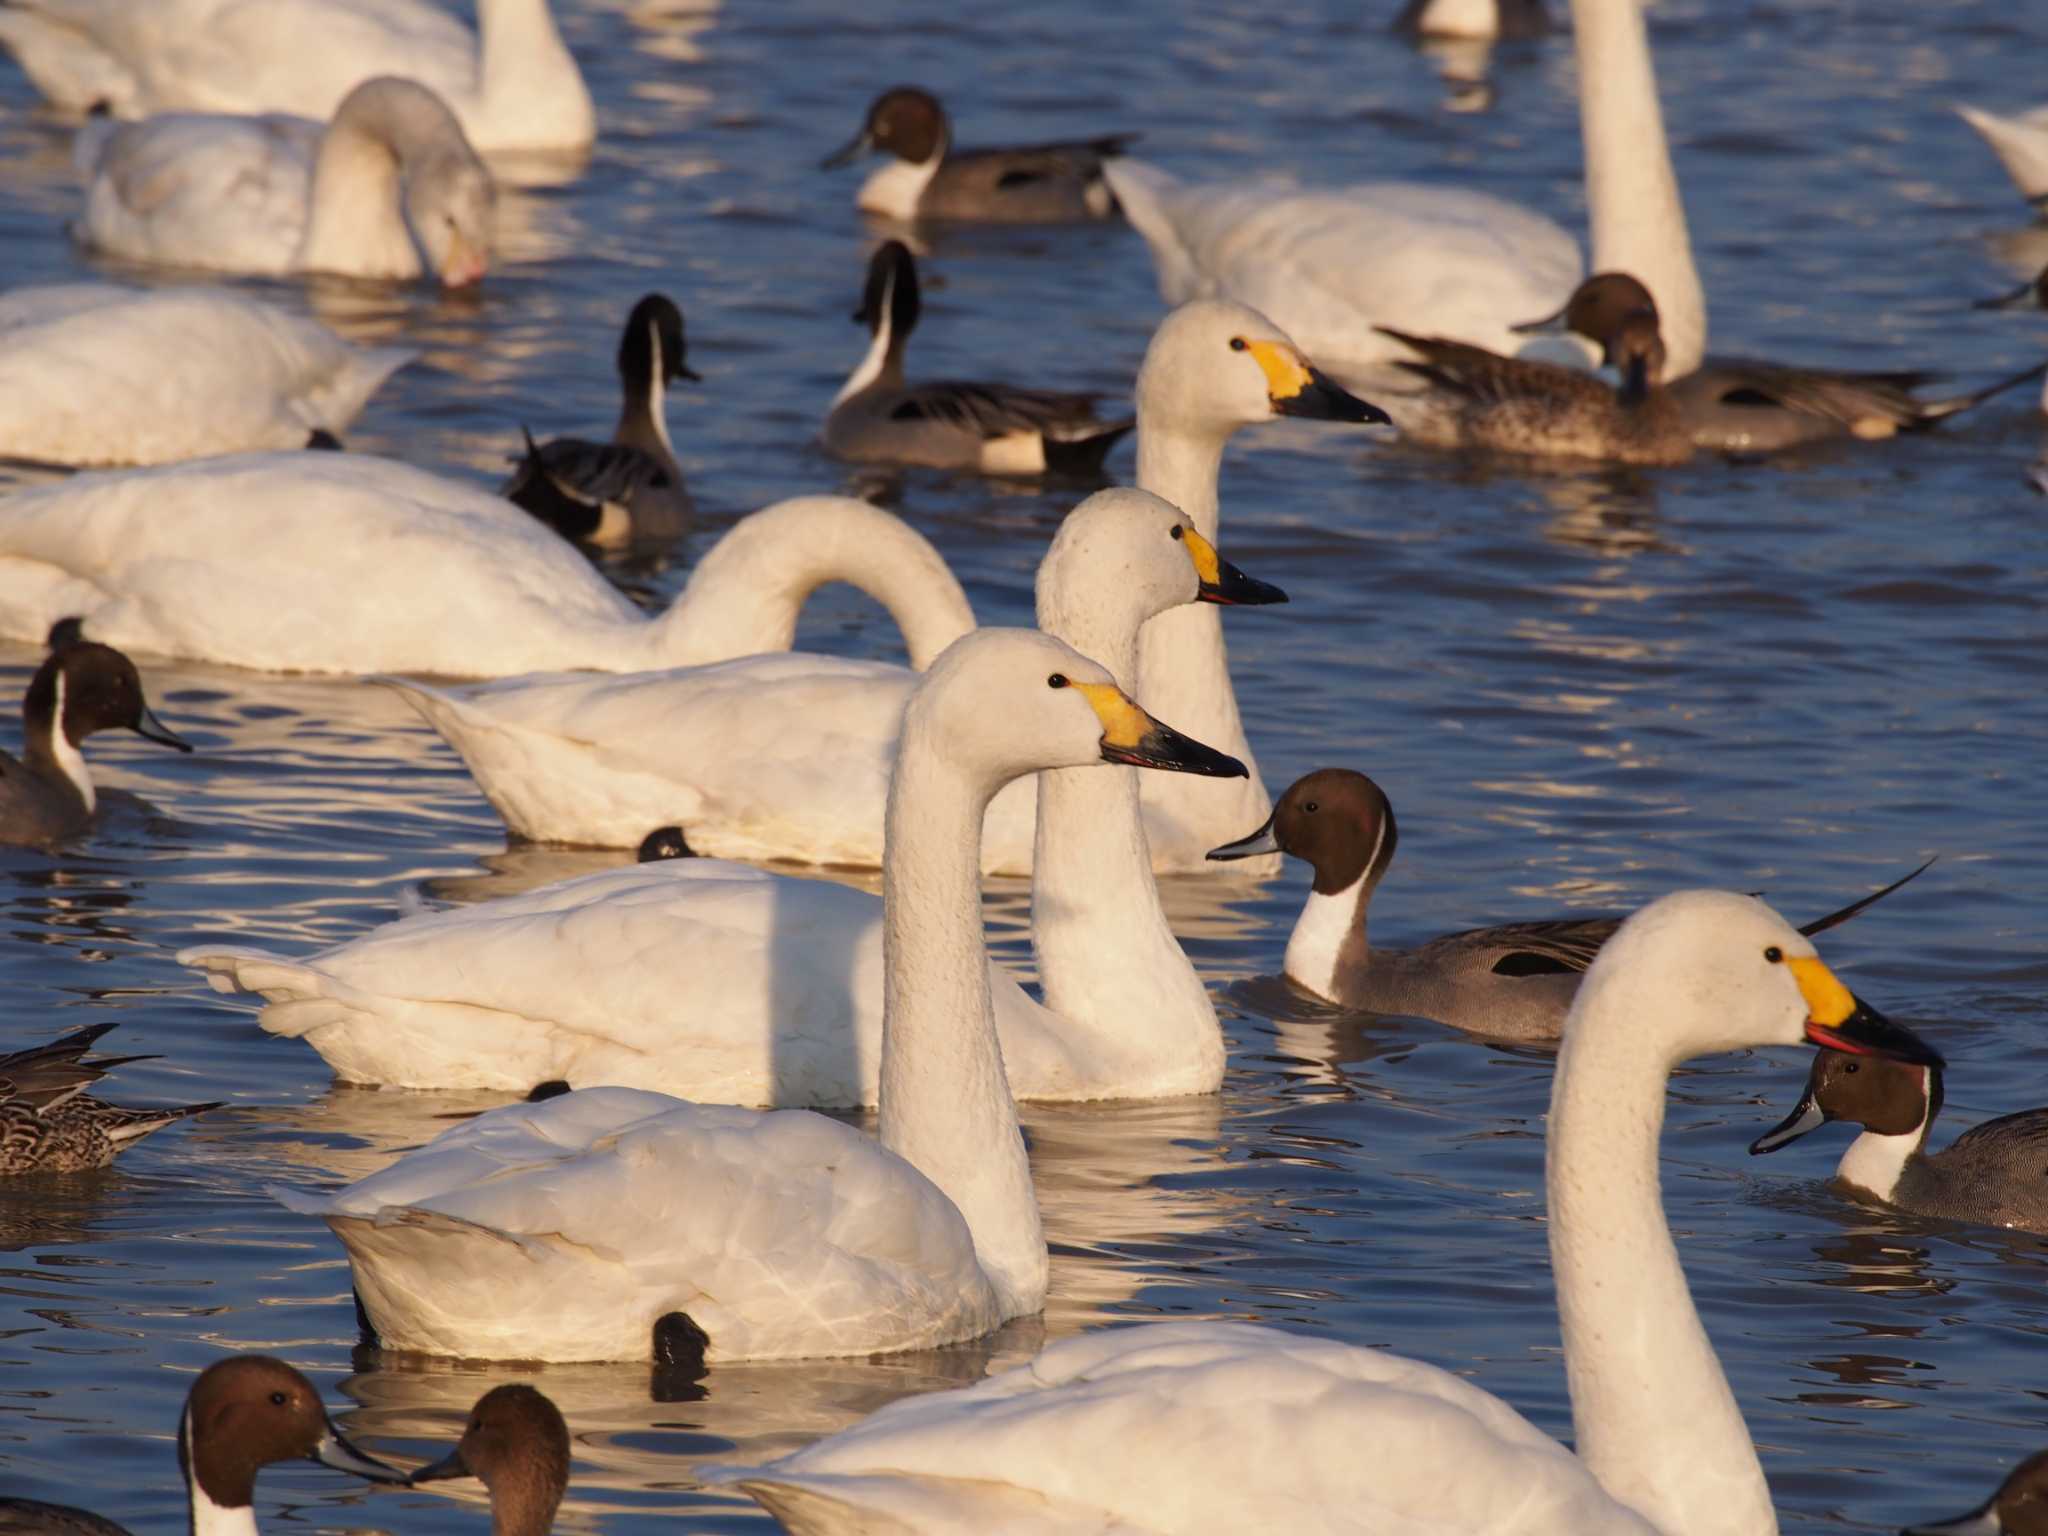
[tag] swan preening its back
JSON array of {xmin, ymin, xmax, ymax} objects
[
  {"xmin": 273, "ymin": 627, "xmax": 1246, "ymax": 1363},
  {"xmin": 711, "ymin": 891, "xmax": 1940, "ymax": 1534}
]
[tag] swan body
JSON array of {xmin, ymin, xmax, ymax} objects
[
  {"xmin": 183, "ymin": 488, "xmax": 1255, "ymax": 1105},
  {"xmin": 0, "ymin": 457, "xmax": 971, "ymax": 676},
  {"xmin": 271, "ymin": 627, "xmax": 1245, "ymax": 1362},
  {"xmin": 711, "ymin": 891, "xmax": 1940, "ymax": 1535},
  {"xmin": 378, "ymin": 301, "xmax": 1371, "ymax": 872},
  {"xmin": 72, "ymin": 76, "xmax": 494, "ymax": 286},
  {"xmin": 1958, "ymin": 104, "xmax": 2048, "ymax": 206},
  {"xmin": 0, "ymin": 284, "xmax": 413, "ymax": 466},
  {"xmin": 0, "ymin": 0, "xmax": 593, "ymax": 154}
]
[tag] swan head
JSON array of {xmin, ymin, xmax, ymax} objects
[
  {"xmin": 1569, "ymin": 890, "xmax": 1941, "ymax": 1067},
  {"xmin": 407, "ymin": 150, "xmax": 495, "ymax": 287},
  {"xmin": 1038, "ymin": 487, "xmax": 1285, "ymax": 637},
  {"xmin": 823, "ymin": 86, "xmax": 949, "ymax": 170},
  {"xmin": 1136, "ymin": 300, "xmax": 1389, "ymax": 438},
  {"xmin": 907, "ymin": 629, "xmax": 1248, "ymax": 787}
]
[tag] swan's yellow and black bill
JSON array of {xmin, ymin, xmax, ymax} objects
[
  {"xmin": 1074, "ymin": 682, "xmax": 1247, "ymax": 779},
  {"xmin": 1182, "ymin": 527, "xmax": 1287, "ymax": 606},
  {"xmin": 1793, "ymin": 957, "xmax": 1943, "ymax": 1066},
  {"xmin": 1245, "ymin": 340, "xmax": 1390, "ymax": 425},
  {"xmin": 1205, "ymin": 810, "xmax": 1279, "ymax": 861}
]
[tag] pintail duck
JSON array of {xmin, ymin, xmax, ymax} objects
[
  {"xmin": 1208, "ymin": 767, "xmax": 1928, "ymax": 1040},
  {"xmin": 1751, "ymin": 1048, "xmax": 2048, "ymax": 1235},
  {"xmin": 409, "ymin": 1384, "xmax": 570, "ymax": 1536},
  {"xmin": 0, "ymin": 1022, "xmax": 220, "ymax": 1174},
  {"xmin": 824, "ymin": 240, "xmax": 1134, "ymax": 474},
  {"xmin": 503, "ymin": 295, "xmax": 696, "ymax": 548},
  {"xmin": 0, "ymin": 636, "xmax": 190, "ymax": 847},
  {"xmin": 0, "ymin": 1354, "xmax": 404, "ymax": 1536},
  {"xmin": 1378, "ymin": 305, "xmax": 1691, "ymax": 465},
  {"xmin": 1903, "ymin": 1448, "xmax": 2048, "ymax": 1536},
  {"xmin": 1519, "ymin": 273, "xmax": 2048, "ymax": 453},
  {"xmin": 822, "ymin": 86, "xmax": 1133, "ymax": 223}
]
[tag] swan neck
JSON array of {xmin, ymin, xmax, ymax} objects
[
  {"xmin": 879, "ymin": 729, "xmax": 1045, "ymax": 1312},
  {"xmin": 1573, "ymin": 0, "xmax": 1707, "ymax": 375},
  {"xmin": 476, "ymin": 0, "xmax": 579, "ymax": 109},
  {"xmin": 1136, "ymin": 422, "xmax": 1225, "ymax": 542},
  {"xmin": 653, "ymin": 501, "xmax": 974, "ymax": 669},
  {"xmin": 1548, "ymin": 1022, "xmax": 1775, "ymax": 1536},
  {"xmin": 296, "ymin": 111, "xmax": 417, "ymax": 280}
]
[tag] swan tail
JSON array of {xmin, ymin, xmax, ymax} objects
[
  {"xmin": 1956, "ymin": 105, "xmax": 2048, "ymax": 204},
  {"xmin": 305, "ymin": 345, "xmax": 417, "ymax": 435},
  {"xmin": 1100, "ymin": 159, "xmax": 1202, "ymax": 303},
  {"xmin": 177, "ymin": 945, "xmax": 361, "ymax": 1039}
]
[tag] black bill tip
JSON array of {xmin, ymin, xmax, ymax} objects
[
  {"xmin": 1198, "ymin": 557, "xmax": 1288, "ymax": 607},
  {"xmin": 1276, "ymin": 368, "xmax": 1391, "ymax": 426},
  {"xmin": 1102, "ymin": 721, "xmax": 1247, "ymax": 780},
  {"xmin": 1805, "ymin": 995, "xmax": 1945, "ymax": 1070}
]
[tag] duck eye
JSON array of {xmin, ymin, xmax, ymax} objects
[
  {"xmin": 269, "ymin": 1391, "xmax": 288, "ymax": 1406},
  {"xmin": 1229, "ymin": 337, "xmax": 1248, "ymax": 352},
  {"xmin": 1047, "ymin": 673, "xmax": 1068, "ymax": 689},
  {"xmin": 1303, "ymin": 800, "xmax": 1318, "ymax": 814},
  {"xmin": 1843, "ymin": 1061, "xmax": 1859, "ymax": 1075},
  {"xmin": 1763, "ymin": 946, "xmax": 1783, "ymax": 964},
  {"xmin": 1169, "ymin": 525, "xmax": 1184, "ymax": 540}
]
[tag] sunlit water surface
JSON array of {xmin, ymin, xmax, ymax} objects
[{"xmin": 1, "ymin": 0, "xmax": 2046, "ymax": 1530}]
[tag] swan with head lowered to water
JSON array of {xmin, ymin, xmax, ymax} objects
[
  {"xmin": 705, "ymin": 889, "xmax": 1941, "ymax": 1536},
  {"xmin": 269, "ymin": 627, "xmax": 1245, "ymax": 1363}
]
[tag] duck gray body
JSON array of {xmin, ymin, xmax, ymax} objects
[
  {"xmin": 1213, "ymin": 768, "xmax": 1927, "ymax": 1043},
  {"xmin": 0, "ymin": 1022, "xmax": 220, "ymax": 1175},
  {"xmin": 824, "ymin": 87, "xmax": 1131, "ymax": 223},
  {"xmin": 1753, "ymin": 1050, "xmax": 2048, "ymax": 1235},
  {"xmin": 0, "ymin": 637, "xmax": 190, "ymax": 847},
  {"xmin": 824, "ymin": 241, "xmax": 1132, "ymax": 474},
  {"xmin": 1902, "ymin": 1446, "xmax": 2048, "ymax": 1536},
  {"xmin": 1522, "ymin": 272, "xmax": 2047, "ymax": 453},
  {"xmin": 504, "ymin": 294, "xmax": 694, "ymax": 547}
]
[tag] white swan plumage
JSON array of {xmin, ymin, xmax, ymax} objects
[
  {"xmin": 1108, "ymin": 0, "xmax": 1708, "ymax": 388},
  {"xmin": 71, "ymin": 75, "xmax": 495, "ymax": 286},
  {"xmin": 708, "ymin": 890, "xmax": 1942, "ymax": 1535},
  {"xmin": 0, "ymin": 0, "xmax": 593, "ymax": 154},
  {"xmin": 181, "ymin": 487, "xmax": 1250, "ymax": 1105},
  {"xmin": 0, "ymin": 284, "xmax": 413, "ymax": 466},
  {"xmin": 1957, "ymin": 103, "xmax": 2048, "ymax": 206},
  {"xmin": 0, "ymin": 454, "xmax": 973, "ymax": 676},
  {"xmin": 269, "ymin": 626, "xmax": 1245, "ymax": 1362},
  {"xmin": 373, "ymin": 301, "xmax": 1362, "ymax": 871}
]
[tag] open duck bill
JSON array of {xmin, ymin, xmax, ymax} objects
[
  {"xmin": 133, "ymin": 702, "xmax": 193, "ymax": 753},
  {"xmin": 1204, "ymin": 811, "xmax": 1279, "ymax": 862},
  {"xmin": 1180, "ymin": 527, "xmax": 1287, "ymax": 607},
  {"xmin": 1073, "ymin": 681, "xmax": 1246, "ymax": 779},
  {"xmin": 820, "ymin": 129, "xmax": 873, "ymax": 170},
  {"xmin": 1901, "ymin": 1501, "xmax": 2005, "ymax": 1536},
  {"xmin": 311, "ymin": 1424, "xmax": 410, "ymax": 1484},
  {"xmin": 406, "ymin": 1443, "xmax": 475, "ymax": 1486}
]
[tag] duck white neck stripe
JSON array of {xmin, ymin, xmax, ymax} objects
[
  {"xmin": 183, "ymin": 1404, "xmax": 260, "ymax": 1536},
  {"xmin": 833, "ymin": 271, "xmax": 895, "ymax": 408},
  {"xmin": 50, "ymin": 672, "xmax": 95, "ymax": 813}
]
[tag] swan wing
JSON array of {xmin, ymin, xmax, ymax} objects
[
  {"xmin": 298, "ymin": 1086, "xmax": 1000, "ymax": 1362},
  {"xmin": 713, "ymin": 1321, "xmax": 1655, "ymax": 1535}
]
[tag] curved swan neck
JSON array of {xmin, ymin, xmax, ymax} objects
[
  {"xmin": 1136, "ymin": 423, "xmax": 1225, "ymax": 542},
  {"xmin": 650, "ymin": 499, "xmax": 975, "ymax": 669},
  {"xmin": 474, "ymin": 0, "xmax": 587, "ymax": 125},
  {"xmin": 1031, "ymin": 581, "xmax": 1221, "ymax": 1091},
  {"xmin": 296, "ymin": 97, "xmax": 419, "ymax": 279},
  {"xmin": 879, "ymin": 720, "xmax": 1045, "ymax": 1313},
  {"xmin": 1548, "ymin": 1019, "xmax": 1775, "ymax": 1536},
  {"xmin": 1574, "ymin": 0, "xmax": 1707, "ymax": 376}
]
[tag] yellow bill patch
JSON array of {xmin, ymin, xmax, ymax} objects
[
  {"xmin": 1072, "ymin": 680, "xmax": 1153, "ymax": 749},
  {"xmin": 1788, "ymin": 955, "xmax": 1855, "ymax": 1026},
  {"xmin": 1180, "ymin": 526, "xmax": 1224, "ymax": 586},
  {"xmin": 1245, "ymin": 339, "xmax": 1314, "ymax": 401}
]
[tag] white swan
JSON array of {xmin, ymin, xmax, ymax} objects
[
  {"xmin": 0, "ymin": 284, "xmax": 413, "ymax": 466},
  {"xmin": 369, "ymin": 301, "xmax": 1367, "ymax": 870},
  {"xmin": 0, "ymin": 454, "xmax": 973, "ymax": 676},
  {"xmin": 269, "ymin": 626, "xmax": 1245, "ymax": 1363},
  {"xmin": 181, "ymin": 487, "xmax": 1255, "ymax": 1105},
  {"xmin": 1958, "ymin": 103, "xmax": 2048, "ymax": 207},
  {"xmin": 71, "ymin": 76, "xmax": 495, "ymax": 286},
  {"xmin": 706, "ymin": 890, "xmax": 1943, "ymax": 1535},
  {"xmin": 1107, "ymin": 0, "xmax": 1707, "ymax": 385},
  {"xmin": 0, "ymin": 0, "xmax": 593, "ymax": 155}
]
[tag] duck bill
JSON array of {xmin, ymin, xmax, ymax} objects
[
  {"xmin": 1747, "ymin": 1086, "xmax": 1828, "ymax": 1155},
  {"xmin": 1972, "ymin": 279, "xmax": 2040, "ymax": 312},
  {"xmin": 407, "ymin": 1444, "xmax": 475, "ymax": 1487},
  {"xmin": 1206, "ymin": 812, "xmax": 1280, "ymax": 861},
  {"xmin": 1183, "ymin": 527, "xmax": 1287, "ymax": 606},
  {"xmin": 132, "ymin": 702, "xmax": 193, "ymax": 753},
  {"xmin": 311, "ymin": 1422, "xmax": 410, "ymax": 1485},
  {"xmin": 1902, "ymin": 1501, "xmax": 2005, "ymax": 1536},
  {"xmin": 1792, "ymin": 959, "xmax": 1944, "ymax": 1066},
  {"xmin": 820, "ymin": 128, "xmax": 872, "ymax": 170},
  {"xmin": 1074, "ymin": 682, "xmax": 1246, "ymax": 779},
  {"xmin": 1511, "ymin": 301, "xmax": 1571, "ymax": 336}
]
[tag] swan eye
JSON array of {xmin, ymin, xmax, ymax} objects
[
  {"xmin": 1047, "ymin": 673, "xmax": 1068, "ymax": 689},
  {"xmin": 1229, "ymin": 337, "xmax": 1248, "ymax": 352},
  {"xmin": 1169, "ymin": 525, "xmax": 1184, "ymax": 541},
  {"xmin": 269, "ymin": 1391, "xmax": 288, "ymax": 1406},
  {"xmin": 1763, "ymin": 946, "xmax": 1783, "ymax": 964}
]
